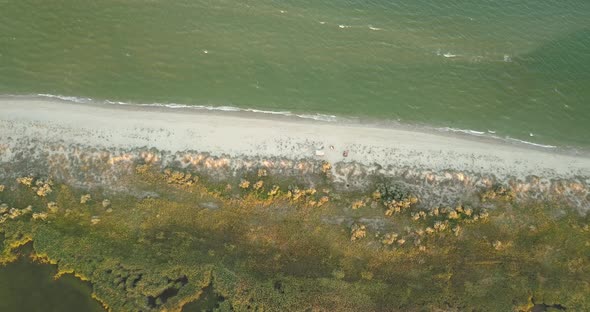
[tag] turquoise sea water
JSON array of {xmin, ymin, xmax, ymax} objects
[{"xmin": 0, "ymin": 0, "xmax": 589, "ymax": 148}]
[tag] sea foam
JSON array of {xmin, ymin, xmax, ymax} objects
[
  {"xmin": 37, "ymin": 94, "xmax": 338, "ymax": 122},
  {"xmin": 37, "ymin": 93, "xmax": 93, "ymax": 103},
  {"xmin": 438, "ymin": 127, "xmax": 556, "ymax": 149},
  {"xmin": 34, "ymin": 93, "xmax": 557, "ymax": 149}
]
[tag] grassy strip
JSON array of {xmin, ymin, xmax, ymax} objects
[{"xmin": 0, "ymin": 166, "xmax": 588, "ymax": 311}]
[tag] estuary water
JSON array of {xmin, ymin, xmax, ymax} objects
[
  {"xmin": 0, "ymin": 0, "xmax": 589, "ymax": 148},
  {"xmin": 0, "ymin": 253, "xmax": 104, "ymax": 311}
]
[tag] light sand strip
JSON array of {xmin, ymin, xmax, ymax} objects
[{"xmin": 1, "ymin": 98, "xmax": 589, "ymax": 180}]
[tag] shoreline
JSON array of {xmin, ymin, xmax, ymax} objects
[
  {"xmin": 1, "ymin": 97, "xmax": 589, "ymax": 181},
  {"xmin": 6, "ymin": 94, "xmax": 588, "ymax": 156}
]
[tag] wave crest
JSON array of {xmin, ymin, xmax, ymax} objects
[
  {"xmin": 438, "ymin": 127, "xmax": 556, "ymax": 149},
  {"xmin": 37, "ymin": 93, "xmax": 338, "ymax": 122},
  {"xmin": 34, "ymin": 94, "xmax": 558, "ymax": 149}
]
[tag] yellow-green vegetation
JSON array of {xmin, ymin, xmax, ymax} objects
[
  {"xmin": 351, "ymin": 199, "xmax": 365, "ymax": 210},
  {"xmin": 321, "ymin": 162, "xmax": 331, "ymax": 174},
  {"xmin": 16, "ymin": 176, "xmax": 53, "ymax": 197},
  {"xmin": 350, "ymin": 223, "xmax": 367, "ymax": 241},
  {"xmin": 481, "ymin": 184, "xmax": 517, "ymax": 202},
  {"xmin": 0, "ymin": 169, "xmax": 589, "ymax": 311},
  {"xmin": 80, "ymin": 194, "xmax": 92, "ymax": 204},
  {"xmin": 163, "ymin": 169, "xmax": 197, "ymax": 186},
  {"xmin": 253, "ymin": 180, "xmax": 264, "ymax": 191},
  {"xmin": 16, "ymin": 176, "xmax": 34, "ymax": 187},
  {"xmin": 238, "ymin": 179, "xmax": 250, "ymax": 189},
  {"xmin": 257, "ymin": 169, "xmax": 267, "ymax": 178}
]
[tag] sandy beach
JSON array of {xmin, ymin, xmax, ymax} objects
[{"xmin": 1, "ymin": 97, "xmax": 589, "ymax": 181}]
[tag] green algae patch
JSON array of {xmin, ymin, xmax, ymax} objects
[{"xmin": 1, "ymin": 169, "xmax": 589, "ymax": 311}]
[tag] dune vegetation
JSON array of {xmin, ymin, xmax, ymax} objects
[{"xmin": 0, "ymin": 163, "xmax": 589, "ymax": 312}]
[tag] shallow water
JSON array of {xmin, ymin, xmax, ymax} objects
[
  {"xmin": 181, "ymin": 283, "xmax": 227, "ymax": 312},
  {"xmin": 0, "ymin": 255, "xmax": 104, "ymax": 312},
  {"xmin": 0, "ymin": 0, "xmax": 589, "ymax": 148}
]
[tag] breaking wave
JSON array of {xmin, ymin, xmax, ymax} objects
[
  {"xmin": 504, "ymin": 138, "xmax": 557, "ymax": 149},
  {"xmin": 438, "ymin": 127, "xmax": 556, "ymax": 149},
  {"xmin": 34, "ymin": 94, "xmax": 558, "ymax": 149},
  {"xmin": 38, "ymin": 93, "xmax": 93, "ymax": 103},
  {"xmin": 440, "ymin": 127, "xmax": 486, "ymax": 136},
  {"xmin": 36, "ymin": 93, "xmax": 338, "ymax": 122}
]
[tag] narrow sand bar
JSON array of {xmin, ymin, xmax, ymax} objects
[{"xmin": 1, "ymin": 97, "xmax": 589, "ymax": 180}]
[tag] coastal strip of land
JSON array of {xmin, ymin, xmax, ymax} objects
[
  {"xmin": 1, "ymin": 97, "xmax": 589, "ymax": 181},
  {"xmin": 2, "ymin": 96, "xmax": 590, "ymax": 311}
]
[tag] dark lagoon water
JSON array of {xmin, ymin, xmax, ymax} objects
[
  {"xmin": 0, "ymin": 1, "xmax": 589, "ymax": 149},
  {"xmin": 0, "ymin": 253, "xmax": 104, "ymax": 312}
]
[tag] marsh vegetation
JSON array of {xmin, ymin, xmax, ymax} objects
[{"xmin": 0, "ymin": 164, "xmax": 589, "ymax": 311}]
